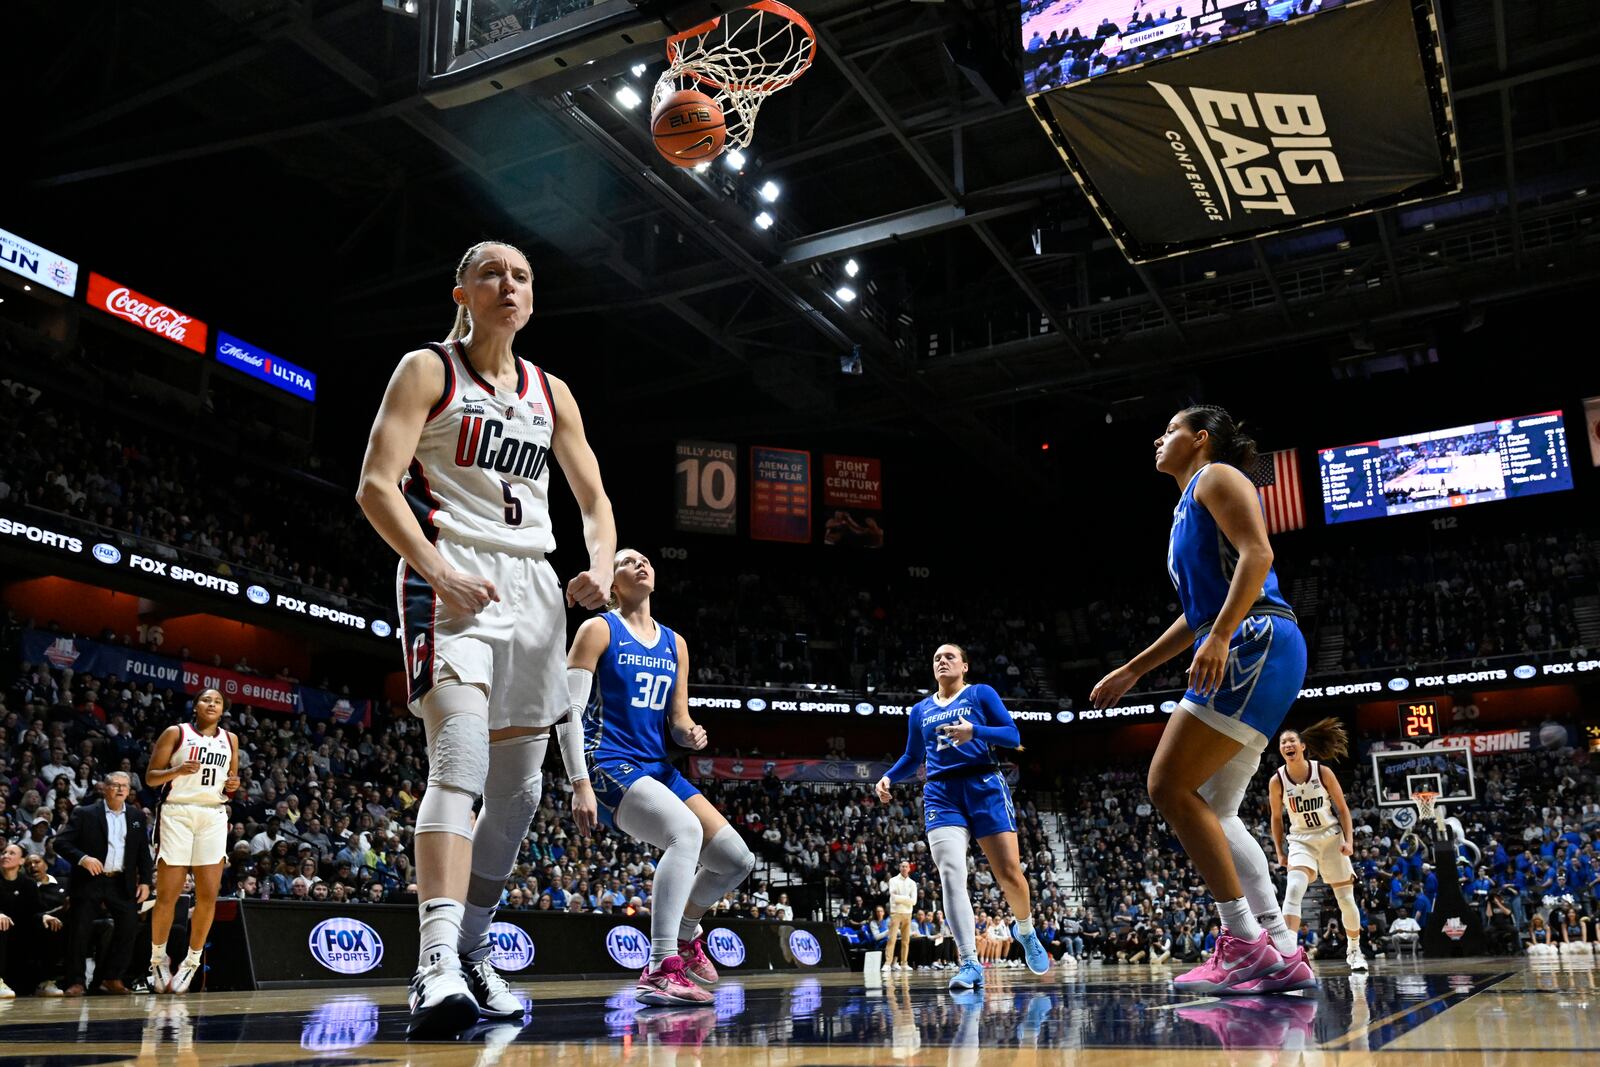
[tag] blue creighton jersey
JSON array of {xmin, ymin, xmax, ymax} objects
[
  {"xmin": 1167, "ymin": 464, "xmax": 1293, "ymax": 634},
  {"xmin": 887, "ymin": 684, "xmax": 1020, "ymax": 783},
  {"xmin": 585, "ymin": 611, "xmax": 680, "ymax": 766}
]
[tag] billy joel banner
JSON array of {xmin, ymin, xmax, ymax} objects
[
  {"xmin": 750, "ymin": 447, "xmax": 811, "ymax": 543},
  {"xmin": 674, "ymin": 440, "xmax": 738, "ymax": 535},
  {"xmin": 821, "ymin": 454, "xmax": 885, "ymax": 549},
  {"xmin": 1028, "ymin": 0, "xmax": 1459, "ymax": 262}
]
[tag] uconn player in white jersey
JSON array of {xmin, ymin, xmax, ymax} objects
[
  {"xmin": 1092, "ymin": 405, "xmax": 1311, "ymax": 995},
  {"xmin": 1269, "ymin": 719, "xmax": 1365, "ymax": 971},
  {"xmin": 144, "ymin": 688, "xmax": 238, "ymax": 994},
  {"xmin": 358, "ymin": 240, "xmax": 616, "ymax": 1038}
]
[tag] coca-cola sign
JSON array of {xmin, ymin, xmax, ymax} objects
[{"xmin": 86, "ymin": 272, "xmax": 207, "ymax": 353}]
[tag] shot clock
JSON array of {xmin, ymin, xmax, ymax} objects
[{"xmin": 1398, "ymin": 700, "xmax": 1440, "ymax": 740}]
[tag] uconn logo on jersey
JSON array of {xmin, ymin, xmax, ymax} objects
[
  {"xmin": 453, "ymin": 413, "xmax": 550, "ymax": 479},
  {"xmin": 1289, "ymin": 794, "xmax": 1325, "ymax": 816}
]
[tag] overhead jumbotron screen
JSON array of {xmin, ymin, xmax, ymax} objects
[
  {"xmin": 1020, "ymin": 0, "xmax": 1348, "ymax": 94},
  {"xmin": 1318, "ymin": 411, "xmax": 1574, "ymax": 525}
]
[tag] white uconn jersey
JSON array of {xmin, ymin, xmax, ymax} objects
[
  {"xmin": 163, "ymin": 723, "xmax": 232, "ymax": 806},
  {"xmin": 1279, "ymin": 761, "xmax": 1335, "ymax": 837},
  {"xmin": 403, "ymin": 341, "xmax": 557, "ymax": 556}
]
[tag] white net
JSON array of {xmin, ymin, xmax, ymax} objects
[{"xmin": 653, "ymin": 1, "xmax": 815, "ymax": 152}]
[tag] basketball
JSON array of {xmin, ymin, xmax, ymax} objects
[{"xmin": 651, "ymin": 89, "xmax": 726, "ymax": 167}]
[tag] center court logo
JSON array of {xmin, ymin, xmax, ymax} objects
[
  {"xmin": 705, "ymin": 927, "xmax": 745, "ymax": 968},
  {"xmin": 606, "ymin": 925, "xmax": 650, "ymax": 969},
  {"xmin": 308, "ymin": 918, "xmax": 384, "ymax": 974},
  {"xmin": 92, "ymin": 543, "xmax": 121, "ymax": 565},
  {"xmin": 246, "ymin": 585, "xmax": 270, "ymax": 605},
  {"xmin": 788, "ymin": 930, "xmax": 822, "ymax": 967},
  {"xmin": 487, "ymin": 921, "xmax": 535, "ymax": 972}
]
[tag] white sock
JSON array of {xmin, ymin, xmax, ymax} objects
[
  {"xmin": 419, "ymin": 898, "xmax": 465, "ymax": 970},
  {"xmin": 151, "ymin": 941, "xmax": 167, "ymax": 965},
  {"xmin": 1259, "ymin": 909, "xmax": 1296, "ymax": 955},
  {"xmin": 1013, "ymin": 916, "xmax": 1034, "ymax": 936},
  {"xmin": 1216, "ymin": 897, "xmax": 1262, "ymax": 941},
  {"xmin": 183, "ymin": 947, "xmax": 202, "ymax": 966},
  {"xmin": 459, "ymin": 900, "xmax": 496, "ymax": 960}
]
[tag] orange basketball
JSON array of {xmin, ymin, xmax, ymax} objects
[{"xmin": 651, "ymin": 89, "xmax": 726, "ymax": 167}]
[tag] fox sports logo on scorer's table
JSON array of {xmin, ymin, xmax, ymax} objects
[
  {"xmin": 788, "ymin": 929, "xmax": 823, "ymax": 967},
  {"xmin": 705, "ymin": 927, "xmax": 746, "ymax": 968},
  {"xmin": 487, "ymin": 922, "xmax": 535, "ymax": 972},
  {"xmin": 606, "ymin": 925, "xmax": 650, "ymax": 969},
  {"xmin": 247, "ymin": 585, "xmax": 271, "ymax": 605},
  {"xmin": 92, "ymin": 543, "xmax": 121, "ymax": 565},
  {"xmin": 308, "ymin": 917, "xmax": 384, "ymax": 975}
]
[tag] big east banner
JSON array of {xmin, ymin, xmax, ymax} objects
[{"xmin": 1028, "ymin": 0, "xmax": 1459, "ymax": 261}]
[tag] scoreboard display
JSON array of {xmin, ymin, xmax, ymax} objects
[{"xmin": 1397, "ymin": 701, "xmax": 1440, "ymax": 741}]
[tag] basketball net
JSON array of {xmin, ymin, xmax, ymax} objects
[
  {"xmin": 1411, "ymin": 790, "xmax": 1443, "ymax": 835},
  {"xmin": 656, "ymin": 1, "xmax": 816, "ymax": 151}
]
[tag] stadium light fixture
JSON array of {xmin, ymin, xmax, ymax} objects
[
  {"xmin": 759, "ymin": 180, "xmax": 780, "ymax": 202},
  {"xmin": 1203, "ymin": 270, "xmax": 1216, "ymax": 279},
  {"xmin": 835, "ymin": 286, "xmax": 857, "ymax": 303},
  {"xmin": 693, "ymin": 161, "xmax": 711, "ymax": 172},
  {"xmin": 755, "ymin": 211, "xmax": 774, "ymax": 230},
  {"xmin": 844, "ymin": 259, "xmax": 860, "ymax": 278},
  {"xmin": 725, "ymin": 148, "xmax": 747, "ymax": 170},
  {"xmin": 615, "ymin": 85, "xmax": 642, "ymax": 109},
  {"xmin": 632, "ymin": 63, "xmax": 648, "ymax": 78}
]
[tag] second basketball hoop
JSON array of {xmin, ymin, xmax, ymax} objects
[{"xmin": 651, "ymin": 0, "xmax": 815, "ymax": 165}]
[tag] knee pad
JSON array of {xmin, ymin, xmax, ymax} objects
[
  {"xmin": 416, "ymin": 782, "xmax": 477, "ymax": 840},
  {"xmin": 421, "ymin": 683, "xmax": 490, "ymax": 795},
  {"xmin": 1332, "ymin": 883, "xmax": 1361, "ymax": 930},
  {"xmin": 471, "ymin": 735, "xmax": 549, "ymax": 883},
  {"xmin": 1283, "ymin": 869, "xmax": 1310, "ymax": 918},
  {"xmin": 700, "ymin": 824, "xmax": 755, "ymax": 876}
]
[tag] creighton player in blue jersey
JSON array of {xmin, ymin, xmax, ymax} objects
[
  {"xmin": 875, "ymin": 645, "xmax": 1051, "ymax": 992},
  {"xmin": 1092, "ymin": 406, "xmax": 1311, "ymax": 995},
  {"xmin": 562, "ymin": 548, "xmax": 754, "ymax": 1006}
]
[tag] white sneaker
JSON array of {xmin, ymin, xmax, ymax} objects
[
  {"xmin": 408, "ymin": 957, "xmax": 478, "ymax": 1039},
  {"xmin": 0, "ymin": 981, "xmax": 14, "ymax": 1000},
  {"xmin": 169, "ymin": 958, "xmax": 201, "ymax": 995},
  {"xmin": 35, "ymin": 981, "xmax": 63, "ymax": 997},
  {"xmin": 1348, "ymin": 950, "xmax": 1368, "ymax": 973},
  {"xmin": 150, "ymin": 960, "xmax": 173, "ymax": 994},
  {"xmin": 462, "ymin": 954, "xmax": 525, "ymax": 1020}
]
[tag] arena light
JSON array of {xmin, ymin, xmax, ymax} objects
[
  {"xmin": 614, "ymin": 84, "xmax": 643, "ymax": 109},
  {"xmin": 693, "ymin": 161, "xmax": 711, "ymax": 172},
  {"xmin": 631, "ymin": 63, "xmax": 648, "ymax": 78},
  {"xmin": 844, "ymin": 259, "xmax": 859, "ymax": 278},
  {"xmin": 754, "ymin": 211, "xmax": 774, "ymax": 230},
  {"xmin": 835, "ymin": 285, "xmax": 857, "ymax": 303},
  {"xmin": 725, "ymin": 148, "xmax": 747, "ymax": 170},
  {"xmin": 759, "ymin": 180, "xmax": 781, "ymax": 202}
]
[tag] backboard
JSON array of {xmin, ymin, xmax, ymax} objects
[{"xmin": 1371, "ymin": 742, "xmax": 1476, "ymax": 809}]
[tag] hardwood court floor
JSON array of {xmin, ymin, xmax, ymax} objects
[{"xmin": 0, "ymin": 956, "xmax": 1593, "ymax": 1066}]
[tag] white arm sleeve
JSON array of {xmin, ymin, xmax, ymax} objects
[{"xmin": 560, "ymin": 668, "xmax": 592, "ymax": 782}]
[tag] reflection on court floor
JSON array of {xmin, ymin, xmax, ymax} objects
[{"xmin": 0, "ymin": 957, "xmax": 1592, "ymax": 1066}]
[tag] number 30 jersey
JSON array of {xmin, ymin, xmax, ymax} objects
[
  {"xmin": 585, "ymin": 611, "xmax": 681, "ymax": 766},
  {"xmin": 402, "ymin": 340, "xmax": 558, "ymax": 556}
]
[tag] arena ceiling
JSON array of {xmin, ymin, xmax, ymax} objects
[{"xmin": 14, "ymin": 0, "xmax": 1600, "ymax": 493}]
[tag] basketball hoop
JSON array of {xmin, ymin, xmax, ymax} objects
[
  {"xmin": 1411, "ymin": 789, "xmax": 1440, "ymax": 829},
  {"xmin": 655, "ymin": 1, "xmax": 816, "ymax": 151}
]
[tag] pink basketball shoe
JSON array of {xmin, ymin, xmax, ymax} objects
[
  {"xmin": 635, "ymin": 955, "xmax": 715, "ymax": 1006},
  {"xmin": 1231, "ymin": 945, "xmax": 1318, "ymax": 994},
  {"xmin": 1172, "ymin": 929, "xmax": 1284, "ymax": 995},
  {"xmin": 678, "ymin": 937, "xmax": 718, "ymax": 985}
]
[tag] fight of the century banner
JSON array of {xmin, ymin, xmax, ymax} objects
[
  {"xmin": 750, "ymin": 447, "xmax": 812, "ymax": 543},
  {"xmin": 821, "ymin": 454, "xmax": 885, "ymax": 548},
  {"xmin": 1029, "ymin": 0, "xmax": 1459, "ymax": 261},
  {"xmin": 674, "ymin": 440, "xmax": 738, "ymax": 535}
]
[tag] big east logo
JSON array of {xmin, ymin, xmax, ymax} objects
[
  {"xmin": 669, "ymin": 108, "xmax": 713, "ymax": 128},
  {"xmin": 1151, "ymin": 83, "xmax": 1344, "ymax": 223}
]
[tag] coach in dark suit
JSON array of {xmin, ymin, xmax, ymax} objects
[{"xmin": 54, "ymin": 772, "xmax": 153, "ymax": 995}]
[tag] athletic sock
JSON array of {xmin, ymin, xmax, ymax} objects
[
  {"xmin": 459, "ymin": 900, "xmax": 496, "ymax": 960},
  {"xmin": 183, "ymin": 947, "xmax": 202, "ymax": 967},
  {"xmin": 1013, "ymin": 916, "xmax": 1034, "ymax": 936},
  {"xmin": 1258, "ymin": 908, "xmax": 1297, "ymax": 956},
  {"xmin": 151, "ymin": 941, "xmax": 167, "ymax": 966},
  {"xmin": 1216, "ymin": 897, "xmax": 1262, "ymax": 941},
  {"xmin": 419, "ymin": 898, "xmax": 466, "ymax": 970}
]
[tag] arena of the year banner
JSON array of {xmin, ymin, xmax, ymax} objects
[
  {"xmin": 1029, "ymin": 0, "xmax": 1459, "ymax": 261},
  {"xmin": 750, "ymin": 447, "xmax": 811, "ymax": 543}
]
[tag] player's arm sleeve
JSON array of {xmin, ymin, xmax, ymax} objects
[
  {"xmin": 884, "ymin": 709, "xmax": 926, "ymax": 783},
  {"xmin": 967, "ymin": 686, "xmax": 1021, "ymax": 748},
  {"xmin": 558, "ymin": 668, "xmax": 592, "ymax": 783}
]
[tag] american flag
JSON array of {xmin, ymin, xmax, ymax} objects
[{"xmin": 1250, "ymin": 449, "xmax": 1306, "ymax": 534}]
